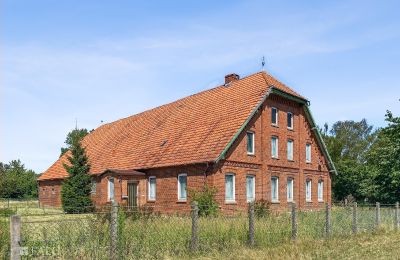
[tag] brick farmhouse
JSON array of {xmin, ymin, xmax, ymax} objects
[{"xmin": 38, "ymin": 71, "xmax": 336, "ymax": 212}]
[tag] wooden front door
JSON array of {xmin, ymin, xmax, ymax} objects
[{"xmin": 127, "ymin": 183, "xmax": 138, "ymax": 207}]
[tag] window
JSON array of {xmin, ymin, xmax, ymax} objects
[
  {"xmin": 271, "ymin": 136, "xmax": 279, "ymax": 158},
  {"xmin": 246, "ymin": 131, "xmax": 255, "ymax": 155},
  {"xmin": 306, "ymin": 143, "xmax": 312, "ymax": 162},
  {"xmin": 91, "ymin": 180, "xmax": 97, "ymax": 194},
  {"xmin": 271, "ymin": 107, "xmax": 278, "ymax": 125},
  {"xmin": 271, "ymin": 177, "xmax": 279, "ymax": 202},
  {"xmin": 318, "ymin": 180, "xmax": 324, "ymax": 202},
  {"xmin": 148, "ymin": 176, "xmax": 156, "ymax": 201},
  {"xmin": 287, "ymin": 178, "xmax": 294, "ymax": 202},
  {"xmin": 306, "ymin": 179, "xmax": 312, "ymax": 202},
  {"xmin": 178, "ymin": 174, "xmax": 187, "ymax": 201},
  {"xmin": 287, "ymin": 112, "xmax": 293, "ymax": 129},
  {"xmin": 108, "ymin": 177, "xmax": 114, "ymax": 201},
  {"xmin": 225, "ymin": 174, "xmax": 235, "ymax": 202},
  {"xmin": 287, "ymin": 139, "xmax": 294, "ymax": 161},
  {"xmin": 246, "ymin": 175, "xmax": 255, "ymax": 202},
  {"xmin": 51, "ymin": 188, "xmax": 55, "ymax": 195}
]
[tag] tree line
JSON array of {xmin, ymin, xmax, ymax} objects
[{"xmin": 322, "ymin": 111, "xmax": 399, "ymax": 203}]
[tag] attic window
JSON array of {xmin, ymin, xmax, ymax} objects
[{"xmin": 160, "ymin": 140, "xmax": 168, "ymax": 146}]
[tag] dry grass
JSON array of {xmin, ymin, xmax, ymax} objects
[
  {"xmin": 1, "ymin": 203, "xmax": 400, "ymax": 259},
  {"xmin": 195, "ymin": 230, "xmax": 400, "ymax": 260}
]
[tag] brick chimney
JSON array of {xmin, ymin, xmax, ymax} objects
[{"xmin": 224, "ymin": 73, "xmax": 240, "ymax": 85}]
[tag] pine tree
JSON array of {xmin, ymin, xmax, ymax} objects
[{"xmin": 61, "ymin": 138, "xmax": 93, "ymax": 213}]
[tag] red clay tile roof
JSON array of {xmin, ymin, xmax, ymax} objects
[{"xmin": 38, "ymin": 71, "xmax": 305, "ymax": 181}]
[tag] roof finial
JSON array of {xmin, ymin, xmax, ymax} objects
[
  {"xmin": 75, "ymin": 118, "xmax": 78, "ymax": 130},
  {"xmin": 261, "ymin": 56, "xmax": 265, "ymax": 71}
]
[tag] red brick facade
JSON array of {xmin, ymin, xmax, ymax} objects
[{"xmin": 38, "ymin": 93, "xmax": 332, "ymax": 211}]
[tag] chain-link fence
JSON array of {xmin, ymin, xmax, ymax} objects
[{"xmin": 3, "ymin": 202, "xmax": 400, "ymax": 259}]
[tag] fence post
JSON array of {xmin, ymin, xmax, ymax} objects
[
  {"xmin": 375, "ymin": 202, "xmax": 381, "ymax": 228},
  {"xmin": 394, "ymin": 202, "xmax": 400, "ymax": 230},
  {"xmin": 110, "ymin": 201, "xmax": 118, "ymax": 260},
  {"xmin": 291, "ymin": 202, "xmax": 297, "ymax": 241},
  {"xmin": 10, "ymin": 215, "xmax": 21, "ymax": 260},
  {"xmin": 352, "ymin": 202, "xmax": 358, "ymax": 234},
  {"xmin": 248, "ymin": 202, "xmax": 255, "ymax": 247},
  {"xmin": 395, "ymin": 202, "xmax": 399, "ymax": 230},
  {"xmin": 325, "ymin": 203, "xmax": 331, "ymax": 237},
  {"xmin": 190, "ymin": 201, "xmax": 199, "ymax": 252}
]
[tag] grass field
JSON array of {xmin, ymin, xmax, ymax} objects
[
  {"xmin": 199, "ymin": 231, "xmax": 400, "ymax": 259},
  {"xmin": 1, "ymin": 201, "xmax": 399, "ymax": 259}
]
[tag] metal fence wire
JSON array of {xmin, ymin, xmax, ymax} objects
[{"xmin": 2, "ymin": 201, "xmax": 400, "ymax": 259}]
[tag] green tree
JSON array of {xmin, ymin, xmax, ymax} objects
[
  {"xmin": 321, "ymin": 119, "xmax": 377, "ymax": 202},
  {"xmin": 60, "ymin": 128, "xmax": 89, "ymax": 157},
  {"xmin": 61, "ymin": 138, "xmax": 93, "ymax": 213},
  {"xmin": 365, "ymin": 111, "xmax": 400, "ymax": 203},
  {"xmin": 0, "ymin": 160, "xmax": 38, "ymax": 199}
]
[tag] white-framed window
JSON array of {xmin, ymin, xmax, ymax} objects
[
  {"xmin": 306, "ymin": 143, "xmax": 312, "ymax": 163},
  {"xmin": 108, "ymin": 177, "xmax": 114, "ymax": 201},
  {"xmin": 306, "ymin": 179, "xmax": 312, "ymax": 202},
  {"xmin": 318, "ymin": 180, "xmax": 324, "ymax": 202},
  {"xmin": 287, "ymin": 112, "xmax": 293, "ymax": 129},
  {"xmin": 271, "ymin": 136, "xmax": 279, "ymax": 158},
  {"xmin": 271, "ymin": 107, "xmax": 278, "ymax": 126},
  {"xmin": 148, "ymin": 176, "xmax": 156, "ymax": 201},
  {"xmin": 91, "ymin": 179, "xmax": 97, "ymax": 194},
  {"xmin": 246, "ymin": 175, "xmax": 255, "ymax": 202},
  {"xmin": 271, "ymin": 177, "xmax": 279, "ymax": 202},
  {"xmin": 225, "ymin": 174, "xmax": 235, "ymax": 202},
  {"xmin": 246, "ymin": 131, "xmax": 255, "ymax": 155},
  {"xmin": 178, "ymin": 174, "xmax": 187, "ymax": 201},
  {"xmin": 287, "ymin": 178, "xmax": 294, "ymax": 202},
  {"xmin": 287, "ymin": 139, "xmax": 294, "ymax": 161}
]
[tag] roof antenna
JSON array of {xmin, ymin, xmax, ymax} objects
[
  {"xmin": 261, "ymin": 56, "xmax": 266, "ymax": 71},
  {"xmin": 75, "ymin": 118, "xmax": 78, "ymax": 130}
]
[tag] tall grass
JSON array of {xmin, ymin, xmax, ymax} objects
[{"xmin": 1, "ymin": 205, "xmax": 399, "ymax": 259}]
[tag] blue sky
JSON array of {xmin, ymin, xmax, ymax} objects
[{"xmin": 1, "ymin": 0, "xmax": 399, "ymax": 173}]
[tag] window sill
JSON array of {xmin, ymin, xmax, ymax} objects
[
  {"xmin": 225, "ymin": 201, "xmax": 237, "ymax": 205},
  {"xmin": 287, "ymin": 200, "xmax": 294, "ymax": 203},
  {"xmin": 287, "ymin": 159, "xmax": 295, "ymax": 162},
  {"xmin": 271, "ymin": 200, "xmax": 280, "ymax": 204},
  {"xmin": 247, "ymin": 153, "xmax": 256, "ymax": 157},
  {"xmin": 306, "ymin": 200, "xmax": 312, "ymax": 203},
  {"xmin": 272, "ymin": 157, "xmax": 279, "ymax": 160},
  {"xmin": 147, "ymin": 199, "xmax": 156, "ymax": 203},
  {"xmin": 287, "ymin": 127, "xmax": 294, "ymax": 131},
  {"xmin": 176, "ymin": 200, "xmax": 187, "ymax": 204},
  {"xmin": 271, "ymin": 124, "xmax": 279, "ymax": 128},
  {"xmin": 318, "ymin": 200, "xmax": 324, "ymax": 203},
  {"xmin": 306, "ymin": 161, "xmax": 312, "ymax": 164}
]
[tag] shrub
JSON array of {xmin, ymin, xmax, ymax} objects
[
  {"xmin": 189, "ymin": 185, "xmax": 219, "ymax": 217},
  {"xmin": 0, "ymin": 208, "xmax": 16, "ymax": 217},
  {"xmin": 254, "ymin": 199, "xmax": 271, "ymax": 218}
]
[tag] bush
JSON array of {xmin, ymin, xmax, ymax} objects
[
  {"xmin": 189, "ymin": 185, "xmax": 219, "ymax": 217},
  {"xmin": 254, "ymin": 199, "xmax": 271, "ymax": 218},
  {"xmin": 0, "ymin": 208, "xmax": 15, "ymax": 217}
]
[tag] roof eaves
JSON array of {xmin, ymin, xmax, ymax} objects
[
  {"xmin": 269, "ymin": 87, "xmax": 309, "ymax": 104},
  {"xmin": 303, "ymin": 105, "xmax": 337, "ymax": 175}
]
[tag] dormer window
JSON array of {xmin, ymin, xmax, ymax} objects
[
  {"xmin": 246, "ymin": 131, "xmax": 255, "ymax": 155},
  {"xmin": 271, "ymin": 107, "xmax": 278, "ymax": 126}
]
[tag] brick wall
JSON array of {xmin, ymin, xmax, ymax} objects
[
  {"xmin": 217, "ymin": 94, "xmax": 331, "ymax": 211},
  {"xmin": 38, "ymin": 180, "xmax": 62, "ymax": 207}
]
